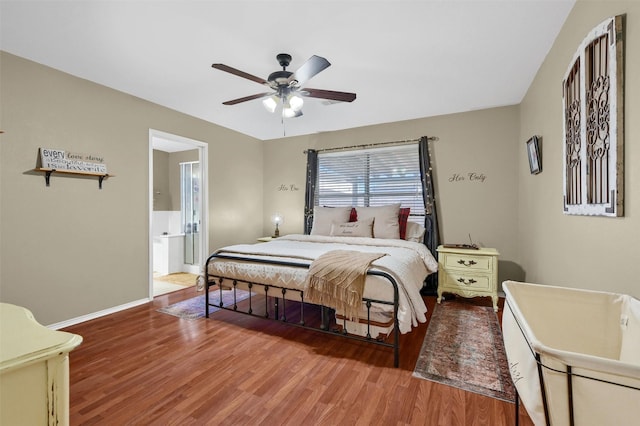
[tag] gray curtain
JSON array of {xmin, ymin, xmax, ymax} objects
[
  {"xmin": 303, "ymin": 149, "xmax": 318, "ymax": 234},
  {"xmin": 419, "ymin": 136, "xmax": 440, "ymax": 293}
]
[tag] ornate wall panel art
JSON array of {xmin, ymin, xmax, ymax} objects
[{"xmin": 562, "ymin": 15, "xmax": 625, "ymax": 217}]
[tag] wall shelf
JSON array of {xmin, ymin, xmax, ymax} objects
[{"xmin": 34, "ymin": 168, "xmax": 114, "ymax": 189}]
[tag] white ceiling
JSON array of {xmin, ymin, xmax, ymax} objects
[{"xmin": 1, "ymin": 0, "xmax": 575, "ymax": 141}]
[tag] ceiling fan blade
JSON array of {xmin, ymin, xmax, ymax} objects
[
  {"xmin": 222, "ymin": 92, "xmax": 272, "ymax": 105},
  {"xmin": 212, "ymin": 63, "xmax": 269, "ymax": 86},
  {"xmin": 289, "ymin": 55, "xmax": 331, "ymax": 86},
  {"xmin": 301, "ymin": 88, "xmax": 357, "ymax": 103}
]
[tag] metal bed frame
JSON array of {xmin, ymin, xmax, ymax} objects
[{"xmin": 205, "ymin": 252, "xmax": 402, "ymax": 367}]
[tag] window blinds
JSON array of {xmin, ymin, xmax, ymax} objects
[{"xmin": 315, "ymin": 144, "xmax": 424, "ymax": 223}]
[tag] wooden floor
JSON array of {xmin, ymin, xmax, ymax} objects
[{"xmin": 64, "ymin": 288, "xmax": 533, "ymax": 425}]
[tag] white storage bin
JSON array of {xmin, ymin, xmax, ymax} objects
[{"xmin": 502, "ymin": 281, "xmax": 640, "ymax": 426}]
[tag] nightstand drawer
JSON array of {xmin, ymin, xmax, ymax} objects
[
  {"xmin": 441, "ymin": 272, "xmax": 491, "ymax": 291},
  {"xmin": 442, "ymin": 253, "xmax": 493, "ymax": 272}
]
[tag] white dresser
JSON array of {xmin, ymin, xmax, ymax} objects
[
  {"xmin": 436, "ymin": 245, "xmax": 500, "ymax": 312},
  {"xmin": 0, "ymin": 303, "xmax": 82, "ymax": 425}
]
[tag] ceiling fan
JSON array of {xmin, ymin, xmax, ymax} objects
[{"xmin": 212, "ymin": 53, "xmax": 356, "ymax": 118}]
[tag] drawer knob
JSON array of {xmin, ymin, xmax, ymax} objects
[
  {"xmin": 457, "ymin": 259, "xmax": 477, "ymax": 266},
  {"xmin": 457, "ymin": 278, "xmax": 477, "ymax": 285}
]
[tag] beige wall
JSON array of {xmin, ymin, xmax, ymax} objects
[
  {"xmin": 0, "ymin": 52, "xmax": 264, "ymax": 325},
  {"xmin": 168, "ymin": 149, "xmax": 199, "ymax": 212},
  {"xmin": 263, "ymin": 106, "xmax": 522, "ymax": 286},
  {"xmin": 518, "ymin": 0, "xmax": 639, "ymax": 297},
  {"xmin": 152, "ymin": 150, "xmax": 171, "ymax": 211},
  {"xmin": 2, "ymin": 0, "xmax": 637, "ymax": 325}
]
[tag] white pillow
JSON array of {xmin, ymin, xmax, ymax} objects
[
  {"xmin": 330, "ymin": 218, "xmax": 374, "ymax": 238},
  {"xmin": 405, "ymin": 221, "xmax": 426, "ymax": 242},
  {"xmin": 310, "ymin": 206, "xmax": 353, "ymax": 236},
  {"xmin": 355, "ymin": 204, "xmax": 400, "ymax": 239}
]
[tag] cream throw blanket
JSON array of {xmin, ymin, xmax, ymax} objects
[{"xmin": 305, "ymin": 250, "xmax": 387, "ymax": 321}]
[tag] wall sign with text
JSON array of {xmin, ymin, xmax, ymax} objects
[{"xmin": 39, "ymin": 148, "xmax": 108, "ymax": 173}]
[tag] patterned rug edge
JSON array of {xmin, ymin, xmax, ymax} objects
[{"xmin": 411, "ymin": 369, "xmax": 515, "ymax": 403}]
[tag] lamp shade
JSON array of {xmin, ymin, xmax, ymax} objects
[
  {"xmin": 262, "ymin": 96, "xmax": 278, "ymax": 113},
  {"xmin": 271, "ymin": 212, "xmax": 284, "ymax": 225},
  {"xmin": 283, "ymin": 108, "xmax": 303, "ymax": 118},
  {"xmin": 282, "ymin": 93, "xmax": 304, "ymax": 118},
  {"xmin": 289, "ymin": 94, "xmax": 303, "ymax": 111}
]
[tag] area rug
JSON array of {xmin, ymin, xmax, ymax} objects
[
  {"xmin": 157, "ymin": 290, "xmax": 251, "ymax": 320},
  {"xmin": 413, "ymin": 300, "xmax": 516, "ymax": 402},
  {"xmin": 154, "ymin": 272, "xmax": 199, "ymax": 287}
]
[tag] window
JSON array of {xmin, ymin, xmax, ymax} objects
[
  {"xmin": 315, "ymin": 144, "xmax": 423, "ymax": 224},
  {"xmin": 562, "ymin": 15, "xmax": 624, "ymax": 217}
]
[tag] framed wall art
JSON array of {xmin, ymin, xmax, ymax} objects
[{"xmin": 526, "ymin": 136, "xmax": 541, "ymax": 175}]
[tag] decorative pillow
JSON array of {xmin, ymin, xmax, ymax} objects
[
  {"xmin": 350, "ymin": 206, "xmax": 410, "ymax": 238},
  {"xmin": 398, "ymin": 207, "xmax": 410, "ymax": 239},
  {"xmin": 405, "ymin": 221, "xmax": 426, "ymax": 242},
  {"xmin": 349, "ymin": 207, "xmax": 357, "ymax": 222},
  {"xmin": 330, "ymin": 218, "xmax": 374, "ymax": 238},
  {"xmin": 355, "ymin": 204, "xmax": 401, "ymax": 239},
  {"xmin": 310, "ymin": 206, "xmax": 353, "ymax": 236}
]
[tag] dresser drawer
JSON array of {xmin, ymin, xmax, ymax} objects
[
  {"xmin": 441, "ymin": 252, "xmax": 493, "ymax": 272},
  {"xmin": 441, "ymin": 271, "xmax": 492, "ymax": 291}
]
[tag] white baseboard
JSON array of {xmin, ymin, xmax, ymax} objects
[{"xmin": 47, "ymin": 297, "xmax": 152, "ymax": 330}]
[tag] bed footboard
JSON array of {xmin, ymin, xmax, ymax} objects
[{"xmin": 205, "ymin": 253, "xmax": 401, "ymax": 367}]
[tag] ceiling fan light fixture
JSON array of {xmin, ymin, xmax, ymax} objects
[
  {"xmin": 283, "ymin": 106, "xmax": 303, "ymax": 118},
  {"xmin": 288, "ymin": 94, "xmax": 303, "ymax": 111},
  {"xmin": 262, "ymin": 96, "xmax": 278, "ymax": 113},
  {"xmin": 214, "ymin": 53, "xmax": 356, "ymax": 120},
  {"xmin": 282, "ymin": 94, "xmax": 304, "ymax": 118}
]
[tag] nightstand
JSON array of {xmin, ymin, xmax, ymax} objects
[
  {"xmin": 436, "ymin": 245, "xmax": 499, "ymax": 312},
  {"xmin": 257, "ymin": 236, "xmax": 273, "ymax": 242}
]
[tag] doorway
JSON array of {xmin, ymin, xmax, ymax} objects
[{"xmin": 149, "ymin": 129, "xmax": 209, "ymax": 298}]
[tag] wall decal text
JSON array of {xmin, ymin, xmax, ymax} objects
[
  {"xmin": 448, "ymin": 172, "xmax": 486, "ymax": 183},
  {"xmin": 277, "ymin": 184, "xmax": 300, "ymax": 191}
]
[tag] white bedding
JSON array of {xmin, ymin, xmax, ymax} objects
[{"xmin": 206, "ymin": 234, "xmax": 438, "ymax": 333}]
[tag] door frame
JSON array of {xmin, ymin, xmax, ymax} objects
[{"xmin": 148, "ymin": 129, "xmax": 209, "ymax": 298}]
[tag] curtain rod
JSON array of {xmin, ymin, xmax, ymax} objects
[{"xmin": 303, "ymin": 136, "xmax": 438, "ymax": 154}]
